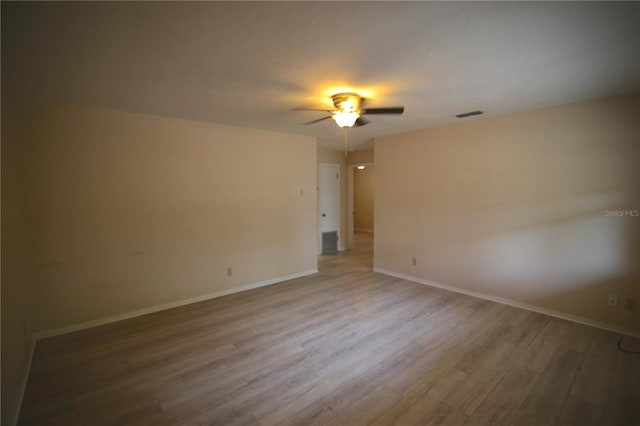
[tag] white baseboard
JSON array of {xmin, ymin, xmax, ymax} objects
[
  {"xmin": 373, "ymin": 267, "xmax": 640, "ymax": 339},
  {"xmin": 34, "ymin": 269, "xmax": 318, "ymax": 340}
]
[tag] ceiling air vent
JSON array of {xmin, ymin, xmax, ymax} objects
[{"xmin": 455, "ymin": 110, "xmax": 484, "ymax": 118}]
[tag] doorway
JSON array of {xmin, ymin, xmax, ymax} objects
[
  {"xmin": 347, "ymin": 163, "xmax": 374, "ymax": 250},
  {"xmin": 353, "ymin": 165, "xmax": 374, "ymax": 234},
  {"xmin": 318, "ymin": 163, "xmax": 340, "ymax": 254}
]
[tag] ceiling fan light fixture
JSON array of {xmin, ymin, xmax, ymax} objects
[
  {"xmin": 294, "ymin": 91, "xmax": 403, "ymax": 130},
  {"xmin": 332, "ymin": 110, "xmax": 360, "ymax": 128}
]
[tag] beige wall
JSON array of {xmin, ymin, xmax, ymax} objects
[
  {"xmin": 1, "ymin": 101, "xmax": 35, "ymax": 426},
  {"xmin": 317, "ymin": 146, "xmax": 348, "ymax": 250},
  {"xmin": 347, "ymin": 148, "xmax": 374, "ymax": 166},
  {"xmin": 375, "ymin": 93, "xmax": 640, "ymax": 333},
  {"xmin": 14, "ymin": 101, "xmax": 317, "ymax": 332},
  {"xmin": 354, "ymin": 166, "xmax": 374, "ymax": 232}
]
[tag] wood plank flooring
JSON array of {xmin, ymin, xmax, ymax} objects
[{"xmin": 19, "ymin": 233, "xmax": 640, "ymax": 425}]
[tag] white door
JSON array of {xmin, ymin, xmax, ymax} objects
[{"xmin": 319, "ymin": 163, "xmax": 340, "ymax": 253}]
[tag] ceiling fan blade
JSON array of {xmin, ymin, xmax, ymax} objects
[
  {"xmin": 353, "ymin": 117, "xmax": 370, "ymax": 127},
  {"xmin": 292, "ymin": 107, "xmax": 335, "ymax": 113},
  {"xmin": 303, "ymin": 116, "xmax": 332, "ymax": 125},
  {"xmin": 361, "ymin": 106, "xmax": 404, "ymax": 115}
]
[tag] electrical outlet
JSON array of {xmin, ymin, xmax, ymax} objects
[
  {"xmin": 227, "ymin": 267, "xmax": 233, "ymax": 277},
  {"xmin": 412, "ymin": 257, "xmax": 417, "ymax": 266},
  {"xmin": 608, "ymin": 294, "xmax": 618, "ymax": 307},
  {"xmin": 625, "ymin": 298, "xmax": 637, "ymax": 312}
]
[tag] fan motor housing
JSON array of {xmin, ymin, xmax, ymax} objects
[{"xmin": 331, "ymin": 93, "xmax": 363, "ymax": 111}]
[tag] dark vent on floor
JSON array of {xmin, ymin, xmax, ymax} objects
[{"xmin": 455, "ymin": 110, "xmax": 484, "ymax": 118}]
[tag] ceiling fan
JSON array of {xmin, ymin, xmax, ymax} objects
[{"xmin": 293, "ymin": 92, "xmax": 404, "ymax": 128}]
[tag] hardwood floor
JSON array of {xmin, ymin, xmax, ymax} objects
[{"xmin": 19, "ymin": 232, "xmax": 640, "ymax": 425}]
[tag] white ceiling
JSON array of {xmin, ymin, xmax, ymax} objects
[{"xmin": 3, "ymin": 2, "xmax": 640, "ymax": 151}]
